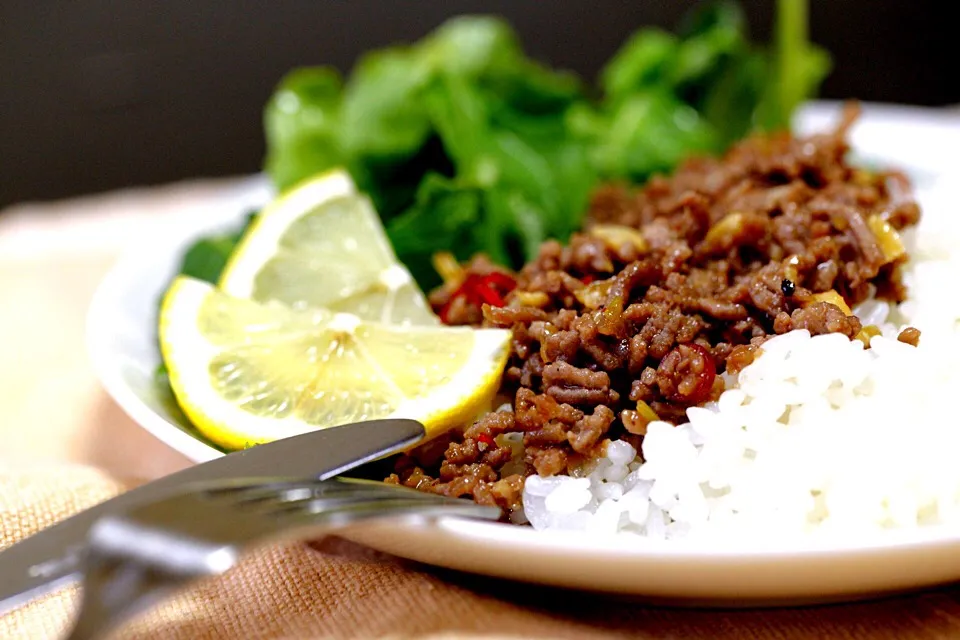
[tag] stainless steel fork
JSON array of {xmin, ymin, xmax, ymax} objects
[{"xmin": 64, "ymin": 477, "xmax": 500, "ymax": 639}]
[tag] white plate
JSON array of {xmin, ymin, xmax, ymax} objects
[{"xmin": 88, "ymin": 102, "xmax": 960, "ymax": 605}]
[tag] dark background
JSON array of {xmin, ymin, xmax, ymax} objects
[{"xmin": 1, "ymin": 1, "xmax": 953, "ymax": 208}]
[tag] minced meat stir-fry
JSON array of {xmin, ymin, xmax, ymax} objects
[{"xmin": 387, "ymin": 105, "xmax": 922, "ymax": 516}]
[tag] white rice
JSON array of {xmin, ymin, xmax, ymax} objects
[{"xmin": 522, "ymin": 179, "xmax": 960, "ymax": 542}]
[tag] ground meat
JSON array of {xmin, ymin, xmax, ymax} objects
[
  {"xmin": 542, "ymin": 361, "xmax": 617, "ymax": 406},
  {"xmin": 473, "ymin": 474, "xmax": 525, "ymax": 510},
  {"xmin": 529, "ymin": 446, "xmax": 567, "ymax": 476},
  {"xmin": 725, "ymin": 343, "xmax": 760, "ymax": 375},
  {"xmin": 897, "ymin": 326, "xmax": 921, "ymax": 346},
  {"xmin": 514, "ymin": 387, "xmax": 582, "ymax": 431},
  {"xmin": 655, "ymin": 344, "xmax": 718, "ymax": 404},
  {"xmin": 539, "ymin": 327, "xmax": 580, "ymax": 363},
  {"xmin": 394, "ymin": 104, "xmax": 922, "ymax": 515},
  {"xmin": 567, "ymin": 405, "xmax": 616, "ymax": 454},
  {"xmin": 773, "ymin": 302, "xmax": 862, "ymax": 339},
  {"xmin": 429, "ymin": 256, "xmax": 517, "ymax": 326}
]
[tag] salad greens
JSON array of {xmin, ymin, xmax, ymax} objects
[
  {"xmin": 175, "ymin": 212, "xmax": 256, "ymax": 284},
  {"xmin": 178, "ymin": 0, "xmax": 829, "ymax": 290}
]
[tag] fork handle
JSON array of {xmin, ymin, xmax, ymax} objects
[
  {"xmin": 64, "ymin": 499, "xmax": 497, "ymax": 639},
  {"xmin": 65, "ymin": 515, "xmax": 236, "ymax": 640},
  {"xmin": 66, "ymin": 554, "xmax": 184, "ymax": 640}
]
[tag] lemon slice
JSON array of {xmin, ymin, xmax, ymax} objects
[
  {"xmin": 159, "ymin": 277, "xmax": 511, "ymax": 450},
  {"xmin": 219, "ymin": 169, "xmax": 437, "ymax": 326}
]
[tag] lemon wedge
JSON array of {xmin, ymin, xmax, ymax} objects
[
  {"xmin": 159, "ymin": 277, "xmax": 511, "ymax": 450},
  {"xmin": 219, "ymin": 169, "xmax": 437, "ymax": 326}
]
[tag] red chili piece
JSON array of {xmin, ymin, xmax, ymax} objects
[
  {"xmin": 439, "ymin": 272, "xmax": 517, "ymax": 324},
  {"xmin": 438, "ymin": 303, "xmax": 454, "ymax": 325},
  {"xmin": 482, "ymin": 272, "xmax": 518, "ymax": 291},
  {"xmin": 476, "ymin": 433, "xmax": 495, "ymax": 447},
  {"xmin": 473, "ymin": 276, "xmax": 507, "ymax": 306},
  {"xmin": 664, "ymin": 343, "xmax": 716, "ymax": 404},
  {"xmin": 581, "ymin": 274, "xmax": 596, "ymax": 284}
]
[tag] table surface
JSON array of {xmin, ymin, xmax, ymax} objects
[
  {"xmin": 0, "ymin": 180, "xmax": 242, "ymax": 481},
  {"xmin": 5, "ymin": 179, "xmax": 960, "ymax": 639}
]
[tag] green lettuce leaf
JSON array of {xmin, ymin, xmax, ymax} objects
[{"xmin": 251, "ymin": 3, "xmax": 830, "ymax": 292}]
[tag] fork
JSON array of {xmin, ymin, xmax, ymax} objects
[{"xmin": 64, "ymin": 477, "xmax": 500, "ymax": 639}]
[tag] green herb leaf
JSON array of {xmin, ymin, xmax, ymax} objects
[
  {"xmin": 178, "ymin": 236, "xmax": 238, "ymax": 284},
  {"xmin": 339, "ymin": 49, "xmax": 433, "ymax": 163},
  {"xmin": 755, "ymin": 0, "xmax": 832, "ymax": 132},
  {"xmin": 581, "ymin": 91, "xmax": 718, "ymax": 181},
  {"xmin": 387, "ymin": 173, "xmax": 485, "ymax": 289},
  {"xmin": 173, "ymin": 211, "xmax": 257, "ymax": 285},
  {"xmin": 251, "ymin": 3, "xmax": 830, "ymax": 292},
  {"xmin": 263, "ymin": 67, "xmax": 345, "ymax": 192}
]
